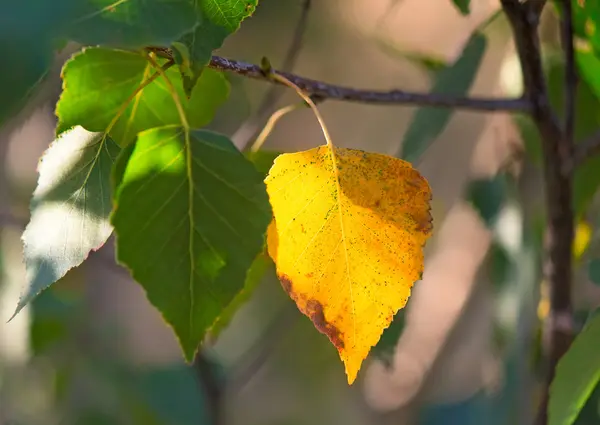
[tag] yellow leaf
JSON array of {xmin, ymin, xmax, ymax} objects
[{"xmin": 265, "ymin": 145, "xmax": 432, "ymax": 384}]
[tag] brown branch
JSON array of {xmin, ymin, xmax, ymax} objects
[
  {"xmin": 208, "ymin": 56, "xmax": 530, "ymax": 111},
  {"xmin": 148, "ymin": 47, "xmax": 531, "ymax": 112},
  {"xmin": 501, "ymin": 1, "xmax": 574, "ymax": 424},
  {"xmin": 231, "ymin": 0, "xmax": 312, "ymax": 149}
]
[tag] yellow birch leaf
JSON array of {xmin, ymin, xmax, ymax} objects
[{"xmin": 265, "ymin": 145, "xmax": 432, "ymax": 384}]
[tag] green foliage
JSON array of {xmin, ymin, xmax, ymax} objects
[
  {"xmin": 111, "ymin": 127, "xmax": 271, "ymax": 360},
  {"xmin": 56, "ymin": 48, "xmax": 229, "ymax": 146},
  {"xmin": 588, "ymin": 259, "xmax": 600, "ymax": 286},
  {"xmin": 465, "ymin": 174, "xmax": 508, "ymax": 228},
  {"xmin": 399, "ymin": 33, "xmax": 487, "ymax": 163},
  {"xmin": 452, "ymin": 0, "xmax": 471, "ymax": 16},
  {"xmin": 15, "ymin": 127, "xmax": 119, "ymax": 318},
  {"xmin": 173, "ymin": 0, "xmax": 258, "ymax": 95},
  {"xmin": 549, "ymin": 314, "xmax": 600, "ymax": 425}
]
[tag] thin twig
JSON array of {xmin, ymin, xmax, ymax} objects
[
  {"xmin": 501, "ymin": 1, "xmax": 574, "ymax": 425},
  {"xmin": 232, "ymin": 0, "xmax": 312, "ymax": 149},
  {"xmin": 147, "ymin": 48, "xmax": 531, "ymax": 112}
]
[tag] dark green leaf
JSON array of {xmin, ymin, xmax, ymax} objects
[
  {"xmin": 112, "ymin": 127, "xmax": 271, "ymax": 360},
  {"xmin": 549, "ymin": 314, "xmax": 600, "ymax": 425},
  {"xmin": 246, "ymin": 150, "xmax": 281, "ymax": 177},
  {"xmin": 13, "ymin": 127, "xmax": 119, "ymax": 318},
  {"xmin": 0, "ymin": 37, "xmax": 52, "ymax": 125},
  {"xmin": 465, "ymin": 174, "xmax": 507, "ymax": 227},
  {"xmin": 210, "ymin": 253, "xmax": 271, "ymax": 339},
  {"xmin": 588, "ymin": 258, "xmax": 600, "ymax": 286},
  {"xmin": 173, "ymin": 0, "xmax": 258, "ymax": 96},
  {"xmin": 61, "ymin": 0, "xmax": 198, "ymax": 49},
  {"xmin": 452, "ymin": 0, "xmax": 471, "ymax": 15},
  {"xmin": 489, "ymin": 242, "xmax": 511, "ymax": 290},
  {"xmin": 399, "ymin": 33, "xmax": 487, "ymax": 162},
  {"xmin": 134, "ymin": 365, "xmax": 209, "ymax": 425},
  {"xmin": 56, "ymin": 48, "xmax": 229, "ymax": 147}
]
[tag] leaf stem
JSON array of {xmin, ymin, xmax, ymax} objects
[
  {"xmin": 232, "ymin": 0, "xmax": 312, "ymax": 149},
  {"xmin": 269, "ymin": 72, "xmax": 333, "ymax": 148},
  {"xmin": 249, "ymin": 102, "xmax": 305, "ymax": 152}
]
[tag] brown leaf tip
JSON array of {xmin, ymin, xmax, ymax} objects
[{"xmin": 306, "ymin": 299, "xmax": 345, "ymax": 350}]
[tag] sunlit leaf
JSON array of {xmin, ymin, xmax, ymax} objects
[
  {"xmin": 266, "ymin": 146, "xmax": 432, "ymax": 384},
  {"xmin": 14, "ymin": 127, "xmax": 119, "ymax": 318},
  {"xmin": 56, "ymin": 48, "xmax": 229, "ymax": 147},
  {"xmin": 112, "ymin": 127, "xmax": 271, "ymax": 360}
]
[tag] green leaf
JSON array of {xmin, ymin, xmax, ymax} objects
[
  {"xmin": 588, "ymin": 259, "xmax": 600, "ymax": 286},
  {"xmin": 0, "ymin": 37, "xmax": 52, "ymax": 125},
  {"xmin": 398, "ymin": 33, "xmax": 487, "ymax": 162},
  {"xmin": 56, "ymin": 48, "xmax": 229, "ymax": 147},
  {"xmin": 564, "ymin": 0, "xmax": 600, "ymax": 54},
  {"xmin": 209, "ymin": 253, "xmax": 271, "ymax": 339},
  {"xmin": 13, "ymin": 127, "xmax": 119, "ymax": 318},
  {"xmin": 173, "ymin": 0, "xmax": 258, "ymax": 96},
  {"xmin": 245, "ymin": 150, "xmax": 281, "ymax": 177},
  {"xmin": 452, "ymin": 0, "xmax": 471, "ymax": 15},
  {"xmin": 112, "ymin": 127, "xmax": 271, "ymax": 360},
  {"xmin": 60, "ymin": 0, "xmax": 198, "ymax": 49},
  {"xmin": 549, "ymin": 314, "xmax": 600, "ymax": 425},
  {"xmin": 465, "ymin": 174, "xmax": 507, "ymax": 227}
]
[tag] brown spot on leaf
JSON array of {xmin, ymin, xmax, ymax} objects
[
  {"xmin": 279, "ymin": 274, "xmax": 293, "ymax": 295},
  {"xmin": 305, "ymin": 272, "xmax": 314, "ymax": 278},
  {"xmin": 305, "ymin": 299, "xmax": 345, "ymax": 350}
]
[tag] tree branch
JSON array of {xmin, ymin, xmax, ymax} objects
[
  {"xmin": 208, "ymin": 56, "xmax": 530, "ymax": 111},
  {"xmin": 501, "ymin": 1, "xmax": 575, "ymax": 424},
  {"xmin": 148, "ymin": 47, "xmax": 530, "ymax": 112},
  {"xmin": 231, "ymin": 0, "xmax": 312, "ymax": 149}
]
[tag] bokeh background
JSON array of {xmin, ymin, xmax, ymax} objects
[{"xmin": 2, "ymin": 1, "xmax": 600, "ymax": 424}]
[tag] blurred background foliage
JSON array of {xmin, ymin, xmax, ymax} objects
[{"xmin": 1, "ymin": 1, "xmax": 600, "ymax": 425}]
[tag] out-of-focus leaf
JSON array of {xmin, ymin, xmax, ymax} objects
[
  {"xmin": 399, "ymin": 33, "xmax": 487, "ymax": 163},
  {"xmin": 489, "ymin": 242, "xmax": 511, "ymax": 290},
  {"xmin": 465, "ymin": 174, "xmax": 507, "ymax": 227},
  {"xmin": 452, "ymin": 0, "xmax": 471, "ymax": 15},
  {"xmin": 588, "ymin": 258, "xmax": 600, "ymax": 286},
  {"xmin": 548, "ymin": 314, "xmax": 600, "ymax": 425},
  {"xmin": 134, "ymin": 365, "xmax": 208, "ymax": 425}
]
